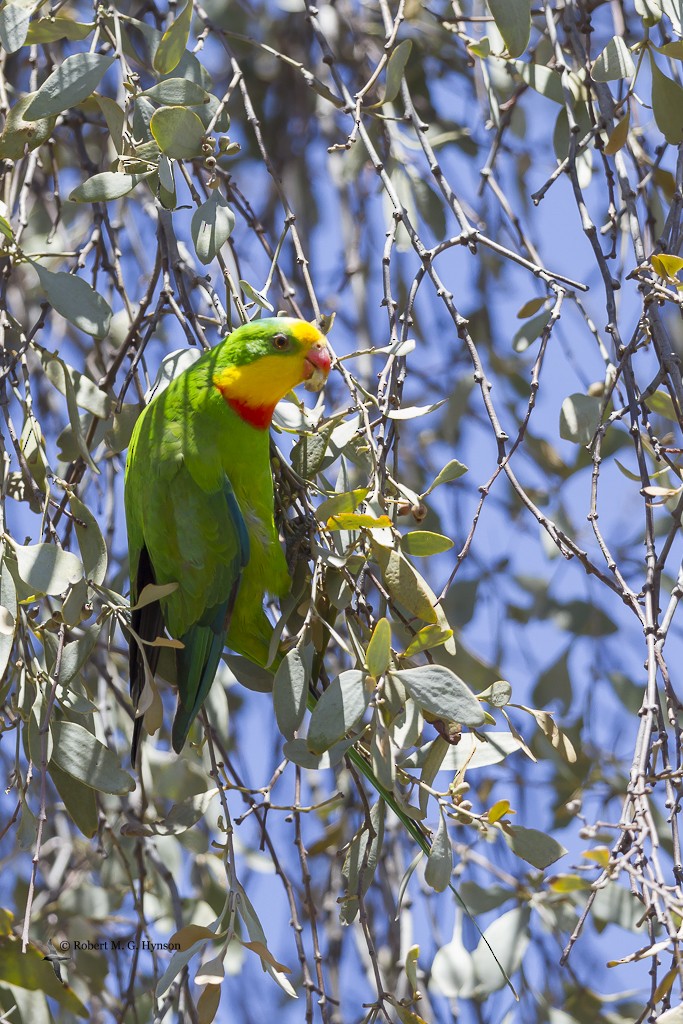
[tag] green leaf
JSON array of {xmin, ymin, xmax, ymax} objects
[
  {"xmin": 70, "ymin": 494, "xmax": 108, "ymax": 585},
  {"xmin": 0, "ymin": 560, "xmax": 17, "ymax": 682},
  {"xmin": 402, "ymin": 732, "xmax": 521, "ymax": 771},
  {"xmin": 366, "ymin": 617, "xmax": 391, "ymax": 677},
  {"xmin": 424, "ymin": 810, "xmax": 452, "ymax": 892},
  {"xmin": 153, "ymin": 0, "xmax": 193, "ymax": 74},
  {"xmin": 225, "ymin": 654, "xmax": 273, "ymax": 693},
  {"xmin": 50, "ymin": 719, "xmax": 135, "ymax": 795},
  {"xmin": 307, "ymin": 670, "xmax": 369, "ymax": 754},
  {"xmin": 512, "ymin": 310, "xmax": 551, "ymax": 352},
  {"xmin": 143, "ymin": 78, "xmax": 209, "ymax": 106},
  {"xmin": 290, "ymin": 428, "xmax": 331, "ymax": 478},
  {"xmin": 592, "ymin": 36, "xmax": 635, "ymax": 81},
  {"xmin": 0, "ymin": 0, "xmax": 33, "ymax": 54},
  {"xmin": 24, "ymin": 53, "xmax": 116, "ymax": 120},
  {"xmin": 514, "ymin": 61, "xmax": 570, "ymax": 104},
  {"xmin": 340, "ymin": 801, "xmax": 385, "ymax": 924},
  {"xmin": 33, "ymin": 265, "xmax": 112, "ymax": 339},
  {"xmin": 391, "ymin": 666, "xmax": 485, "ymax": 726},
  {"xmin": 387, "ymin": 398, "xmax": 447, "ymax": 420},
  {"xmin": 69, "ymin": 171, "xmax": 147, "ymax": 203},
  {"xmin": 517, "ymin": 296, "xmax": 547, "ymax": 318},
  {"xmin": 383, "ymin": 39, "xmax": 412, "ymax": 103},
  {"xmin": 650, "ymin": 56, "xmax": 683, "ymax": 144},
  {"xmin": 504, "ymin": 824, "xmax": 567, "ymax": 868},
  {"xmin": 402, "ymin": 624, "xmax": 454, "ymax": 658},
  {"xmin": 191, "ymin": 189, "xmax": 235, "ymax": 264},
  {"xmin": 150, "ymin": 105, "xmax": 205, "ymax": 159},
  {"xmin": 0, "ymin": 935, "xmax": 88, "ymax": 1017},
  {"xmin": 40, "ymin": 350, "xmax": 112, "ymax": 417},
  {"xmin": 487, "ymin": 0, "xmax": 531, "ymax": 57},
  {"xmin": 316, "ymin": 488, "xmax": 369, "ymax": 521},
  {"xmin": 11, "ymin": 541, "xmax": 83, "ymax": 596},
  {"xmin": 240, "ymin": 279, "xmax": 274, "ymax": 311},
  {"xmin": 273, "ymin": 647, "xmax": 309, "ymax": 741},
  {"xmin": 470, "ymin": 907, "xmax": 530, "ymax": 996},
  {"xmin": 371, "ymin": 542, "xmax": 439, "ymax": 624},
  {"xmin": 50, "ymin": 761, "xmax": 98, "ymax": 837},
  {"xmin": 635, "ymin": 0, "xmax": 663, "ymax": 25},
  {"xmin": 401, "ymin": 531, "xmax": 454, "ymax": 557},
  {"xmin": 25, "ymin": 16, "xmax": 94, "ymax": 44},
  {"xmin": 559, "ymin": 393, "xmax": 602, "ymax": 444},
  {"xmin": 646, "ymin": 388, "xmax": 679, "ymax": 420},
  {"xmin": 0, "ymin": 93, "xmax": 55, "ymax": 159},
  {"xmin": 423, "ymin": 459, "xmax": 468, "ymax": 494}
]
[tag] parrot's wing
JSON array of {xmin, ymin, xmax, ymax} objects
[{"xmin": 130, "ymin": 468, "xmax": 249, "ymax": 761}]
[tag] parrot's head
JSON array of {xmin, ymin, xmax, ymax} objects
[{"xmin": 213, "ymin": 317, "xmax": 332, "ymax": 428}]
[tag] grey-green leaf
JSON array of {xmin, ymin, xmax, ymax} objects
[
  {"xmin": 273, "ymin": 647, "xmax": 309, "ymax": 741},
  {"xmin": 512, "ymin": 310, "xmax": 551, "ymax": 352},
  {"xmin": 153, "ymin": 0, "xmax": 193, "ymax": 75},
  {"xmin": 50, "ymin": 719, "xmax": 135, "ymax": 795},
  {"xmin": 424, "ymin": 810, "xmax": 452, "ymax": 892},
  {"xmin": 24, "ymin": 53, "xmax": 116, "ymax": 120},
  {"xmin": 559, "ymin": 393, "xmax": 602, "ymax": 445},
  {"xmin": 307, "ymin": 670, "xmax": 369, "ymax": 754},
  {"xmin": 70, "ymin": 171, "xmax": 147, "ymax": 203},
  {"xmin": 592, "ymin": 37, "xmax": 635, "ymax": 81},
  {"xmin": 70, "ymin": 494, "xmax": 108, "ymax": 585},
  {"xmin": 0, "ymin": 560, "xmax": 17, "ymax": 682},
  {"xmin": 191, "ymin": 190, "xmax": 235, "ymax": 264},
  {"xmin": 143, "ymin": 78, "xmax": 209, "ymax": 106},
  {"xmin": 488, "ymin": 0, "xmax": 531, "ymax": 58},
  {"xmin": 471, "ymin": 907, "xmax": 530, "ymax": 995},
  {"xmin": 401, "ymin": 531, "xmax": 454, "ymax": 557},
  {"xmin": 0, "ymin": 0, "xmax": 32, "ymax": 54},
  {"xmin": 150, "ymin": 105, "xmax": 205, "ymax": 159},
  {"xmin": 504, "ymin": 824, "xmax": 567, "ymax": 869},
  {"xmin": 650, "ymin": 56, "xmax": 683, "ymax": 145},
  {"xmin": 424, "ymin": 459, "xmax": 468, "ymax": 494},
  {"xmin": 34, "ymin": 265, "xmax": 112, "ymax": 339},
  {"xmin": 391, "ymin": 666, "xmax": 485, "ymax": 726},
  {"xmin": 41, "ymin": 350, "xmax": 112, "ymax": 417},
  {"xmin": 383, "ymin": 40, "xmax": 412, "ymax": 104},
  {"xmin": 12, "ymin": 541, "xmax": 83, "ymax": 596}
]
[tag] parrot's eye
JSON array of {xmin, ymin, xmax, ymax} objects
[{"xmin": 272, "ymin": 333, "xmax": 289, "ymax": 351}]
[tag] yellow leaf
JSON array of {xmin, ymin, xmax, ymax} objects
[
  {"xmin": 603, "ymin": 109, "xmax": 630, "ymax": 154},
  {"xmin": 326, "ymin": 513, "xmax": 393, "ymax": 531},
  {"xmin": 197, "ymin": 983, "xmax": 221, "ymax": 1024},
  {"xmin": 651, "ymin": 253, "xmax": 683, "ymax": 281},
  {"xmin": 169, "ymin": 924, "xmax": 217, "ymax": 951},
  {"xmin": 241, "ymin": 940, "xmax": 291, "ymax": 974},
  {"xmin": 487, "ymin": 799, "xmax": 514, "ymax": 823},
  {"xmin": 582, "ymin": 845, "xmax": 610, "ymax": 867},
  {"xmin": 548, "ymin": 874, "xmax": 589, "ymax": 893}
]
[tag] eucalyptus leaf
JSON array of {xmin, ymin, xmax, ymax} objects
[
  {"xmin": 24, "ymin": 53, "xmax": 115, "ymax": 120},
  {"xmin": 51, "ymin": 720, "xmax": 135, "ymax": 795},
  {"xmin": 504, "ymin": 824, "xmax": 567, "ymax": 869},
  {"xmin": 391, "ymin": 666, "xmax": 485, "ymax": 726},
  {"xmin": 559, "ymin": 393, "xmax": 602, "ymax": 445},
  {"xmin": 191, "ymin": 190, "xmax": 235, "ymax": 264},
  {"xmin": 153, "ymin": 0, "xmax": 193, "ymax": 75},
  {"xmin": 424, "ymin": 810, "xmax": 452, "ymax": 892},
  {"xmin": 273, "ymin": 647, "xmax": 309, "ymax": 741},
  {"xmin": 12, "ymin": 541, "xmax": 83, "ymax": 596},
  {"xmin": 307, "ymin": 670, "xmax": 369, "ymax": 754},
  {"xmin": 34, "ymin": 265, "xmax": 112, "ymax": 339},
  {"xmin": 487, "ymin": 0, "xmax": 531, "ymax": 57},
  {"xmin": 70, "ymin": 494, "xmax": 108, "ymax": 585},
  {"xmin": 0, "ymin": 561, "xmax": 17, "ymax": 682},
  {"xmin": 143, "ymin": 78, "xmax": 209, "ymax": 106},
  {"xmin": 650, "ymin": 56, "xmax": 683, "ymax": 145},
  {"xmin": 150, "ymin": 105, "xmax": 205, "ymax": 159},
  {"xmin": 0, "ymin": 0, "xmax": 33, "ymax": 54},
  {"xmin": 383, "ymin": 40, "xmax": 412, "ymax": 103},
  {"xmin": 592, "ymin": 36, "xmax": 635, "ymax": 81},
  {"xmin": 70, "ymin": 171, "xmax": 147, "ymax": 203}
]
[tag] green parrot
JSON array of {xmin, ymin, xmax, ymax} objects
[{"xmin": 125, "ymin": 316, "xmax": 331, "ymax": 761}]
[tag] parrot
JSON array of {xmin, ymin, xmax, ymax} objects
[{"xmin": 124, "ymin": 316, "xmax": 331, "ymax": 762}]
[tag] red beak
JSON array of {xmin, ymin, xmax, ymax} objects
[{"xmin": 303, "ymin": 341, "xmax": 331, "ymax": 391}]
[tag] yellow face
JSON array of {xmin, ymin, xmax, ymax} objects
[{"xmin": 212, "ymin": 319, "xmax": 331, "ymax": 424}]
